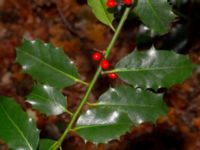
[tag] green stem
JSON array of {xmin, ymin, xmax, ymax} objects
[
  {"xmin": 104, "ymin": 8, "xmax": 131, "ymax": 58},
  {"xmin": 50, "ymin": 7, "xmax": 131, "ymax": 150}
]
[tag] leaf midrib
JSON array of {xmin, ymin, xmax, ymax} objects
[
  {"xmin": 19, "ymin": 50, "xmax": 78, "ymax": 83},
  {"xmin": 0, "ymin": 103, "xmax": 33, "ymax": 150},
  {"xmin": 99, "ymin": 0, "xmax": 113, "ymax": 27},
  {"xmin": 75, "ymin": 122, "xmax": 130, "ymax": 131},
  {"xmin": 115, "ymin": 66, "xmax": 193, "ymax": 73},
  {"xmin": 144, "ymin": 0, "xmax": 165, "ymax": 30},
  {"xmin": 28, "ymin": 93, "xmax": 66, "ymax": 113},
  {"xmin": 95, "ymin": 103, "xmax": 155, "ymax": 108}
]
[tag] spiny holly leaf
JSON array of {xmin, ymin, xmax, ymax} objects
[
  {"xmin": 87, "ymin": 0, "xmax": 115, "ymax": 31},
  {"xmin": 76, "ymin": 86, "xmax": 167, "ymax": 143},
  {"xmin": 16, "ymin": 39, "xmax": 81, "ymax": 89},
  {"xmin": 135, "ymin": 0, "xmax": 176, "ymax": 35},
  {"xmin": 0, "ymin": 97, "xmax": 39, "ymax": 150},
  {"xmin": 27, "ymin": 83, "xmax": 67, "ymax": 116},
  {"xmin": 97, "ymin": 86, "xmax": 167, "ymax": 124},
  {"xmin": 76, "ymin": 108, "xmax": 132, "ymax": 143},
  {"xmin": 39, "ymin": 139, "xmax": 55, "ymax": 150},
  {"xmin": 115, "ymin": 47, "xmax": 195, "ymax": 89}
]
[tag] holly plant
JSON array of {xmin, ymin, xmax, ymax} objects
[{"xmin": 0, "ymin": 0, "xmax": 196, "ymax": 150}]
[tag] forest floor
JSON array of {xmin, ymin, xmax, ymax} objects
[{"xmin": 1, "ymin": 0, "xmax": 200, "ymax": 150}]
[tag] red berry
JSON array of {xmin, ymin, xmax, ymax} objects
[
  {"xmin": 92, "ymin": 52, "xmax": 102, "ymax": 61},
  {"xmin": 101, "ymin": 59, "xmax": 110, "ymax": 70},
  {"xmin": 123, "ymin": 0, "xmax": 132, "ymax": 6},
  {"xmin": 106, "ymin": 0, "xmax": 117, "ymax": 8},
  {"xmin": 108, "ymin": 73, "xmax": 118, "ymax": 79}
]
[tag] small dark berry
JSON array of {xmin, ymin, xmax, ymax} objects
[
  {"xmin": 108, "ymin": 73, "xmax": 118, "ymax": 79},
  {"xmin": 92, "ymin": 52, "xmax": 102, "ymax": 61},
  {"xmin": 101, "ymin": 59, "xmax": 110, "ymax": 70},
  {"xmin": 106, "ymin": 0, "xmax": 117, "ymax": 8}
]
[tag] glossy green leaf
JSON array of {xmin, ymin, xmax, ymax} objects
[
  {"xmin": 97, "ymin": 86, "xmax": 167, "ymax": 124},
  {"xmin": 76, "ymin": 108, "xmax": 132, "ymax": 143},
  {"xmin": 76, "ymin": 86, "xmax": 167, "ymax": 143},
  {"xmin": 39, "ymin": 139, "xmax": 55, "ymax": 150},
  {"xmin": 16, "ymin": 39, "xmax": 80, "ymax": 89},
  {"xmin": 87, "ymin": 0, "xmax": 115, "ymax": 31},
  {"xmin": 0, "ymin": 97, "xmax": 39, "ymax": 150},
  {"xmin": 27, "ymin": 83, "xmax": 67, "ymax": 116},
  {"xmin": 135, "ymin": 0, "xmax": 176, "ymax": 35},
  {"xmin": 115, "ymin": 47, "xmax": 195, "ymax": 89}
]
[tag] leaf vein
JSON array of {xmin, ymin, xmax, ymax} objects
[
  {"xmin": 145, "ymin": 0, "xmax": 165, "ymax": 29},
  {"xmin": 96, "ymin": 103, "xmax": 155, "ymax": 108},
  {"xmin": 28, "ymin": 93, "xmax": 66, "ymax": 112},
  {"xmin": 115, "ymin": 66, "xmax": 193, "ymax": 72},
  {"xmin": 0, "ymin": 103, "xmax": 33, "ymax": 150},
  {"xmin": 99, "ymin": 0, "xmax": 114, "ymax": 29},
  {"xmin": 19, "ymin": 50, "xmax": 79, "ymax": 83},
  {"xmin": 75, "ymin": 123, "xmax": 130, "ymax": 131}
]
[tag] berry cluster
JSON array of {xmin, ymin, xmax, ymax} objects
[
  {"xmin": 92, "ymin": 52, "xmax": 118, "ymax": 79},
  {"xmin": 106, "ymin": 0, "xmax": 133, "ymax": 8}
]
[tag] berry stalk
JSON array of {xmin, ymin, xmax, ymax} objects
[{"xmin": 50, "ymin": 7, "xmax": 131, "ymax": 150}]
